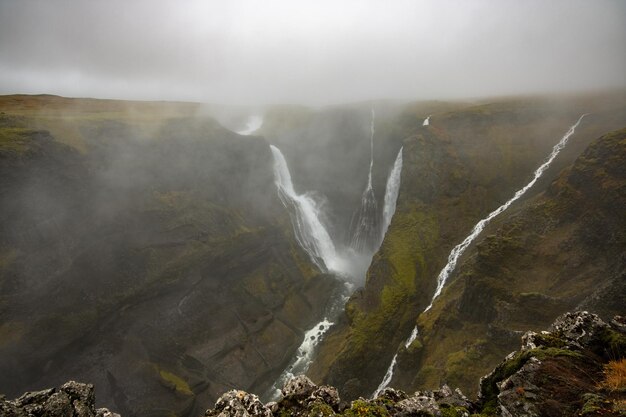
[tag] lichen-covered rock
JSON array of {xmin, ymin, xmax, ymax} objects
[
  {"xmin": 477, "ymin": 312, "xmax": 626, "ymax": 416},
  {"xmin": 548, "ymin": 311, "xmax": 609, "ymax": 348},
  {"xmin": 375, "ymin": 387, "xmax": 409, "ymax": 403},
  {"xmin": 395, "ymin": 391, "xmax": 441, "ymax": 417},
  {"xmin": 0, "ymin": 381, "xmax": 118, "ymax": 417},
  {"xmin": 433, "ymin": 385, "xmax": 471, "ymax": 409},
  {"xmin": 96, "ymin": 409, "xmax": 122, "ymax": 417},
  {"xmin": 497, "ymin": 357, "xmax": 542, "ymax": 417},
  {"xmin": 205, "ymin": 390, "xmax": 272, "ymax": 417},
  {"xmin": 309, "ymin": 385, "xmax": 340, "ymax": 408},
  {"xmin": 282, "ymin": 375, "xmax": 317, "ymax": 398}
]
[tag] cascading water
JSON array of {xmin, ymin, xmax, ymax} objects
[
  {"xmin": 349, "ymin": 109, "xmax": 380, "ymax": 252},
  {"xmin": 268, "ymin": 116, "xmax": 407, "ymax": 399},
  {"xmin": 264, "ymin": 285, "xmax": 350, "ymax": 400},
  {"xmin": 270, "ymin": 145, "xmax": 348, "ymax": 274},
  {"xmin": 380, "ymin": 147, "xmax": 403, "ymax": 241},
  {"xmin": 267, "ymin": 145, "xmax": 354, "ymax": 399},
  {"xmin": 423, "ymin": 115, "xmax": 430, "ymax": 126},
  {"xmin": 372, "ymin": 114, "xmax": 587, "ymax": 397}
]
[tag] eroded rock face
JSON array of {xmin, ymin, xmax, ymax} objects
[
  {"xmin": 205, "ymin": 390, "xmax": 271, "ymax": 417},
  {"xmin": 0, "ymin": 381, "xmax": 119, "ymax": 417},
  {"xmin": 203, "ymin": 375, "xmax": 471, "ymax": 417},
  {"xmin": 478, "ymin": 311, "xmax": 626, "ymax": 417}
]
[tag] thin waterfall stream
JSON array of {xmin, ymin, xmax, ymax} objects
[
  {"xmin": 372, "ymin": 114, "xmax": 587, "ymax": 397},
  {"xmin": 350, "ymin": 109, "xmax": 380, "ymax": 252}
]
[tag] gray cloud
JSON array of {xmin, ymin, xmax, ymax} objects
[{"xmin": 0, "ymin": 0, "xmax": 624, "ymax": 105}]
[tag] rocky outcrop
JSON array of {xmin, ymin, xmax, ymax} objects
[
  {"xmin": 308, "ymin": 96, "xmax": 626, "ymax": 398},
  {"xmin": 2, "ymin": 312, "xmax": 624, "ymax": 417},
  {"xmin": 205, "ymin": 374, "xmax": 472, "ymax": 417},
  {"xmin": 477, "ymin": 311, "xmax": 626, "ymax": 416},
  {"xmin": 0, "ymin": 97, "xmax": 340, "ymax": 417},
  {"xmin": 0, "ymin": 381, "xmax": 119, "ymax": 417},
  {"xmin": 201, "ymin": 311, "xmax": 624, "ymax": 416}
]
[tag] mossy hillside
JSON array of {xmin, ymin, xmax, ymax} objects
[
  {"xmin": 310, "ymin": 96, "xmax": 625, "ymax": 399},
  {"xmin": 0, "ymin": 94, "xmax": 209, "ymax": 153},
  {"xmin": 391, "ymin": 128, "xmax": 626, "ymax": 397},
  {"xmin": 0, "ymin": 107, "xmax": 332, "ymax": 417}
]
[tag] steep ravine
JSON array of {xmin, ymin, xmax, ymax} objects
[
  {"xmin": 308, "ymin": 98, "xmax": 626, "ymax": 399},
  {"xmin": 394, "ymin": 126, "xmax": 626, "ymax": 396},
  {"xmin": 0, "ymin": 97, "xmax": 342, "ymax": 417},
  {"xmin": 4, "ymin": 311, "xmax": 624, "ymax": 416}
]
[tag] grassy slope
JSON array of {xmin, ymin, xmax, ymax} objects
[{"xmin": 406, "ymin": 127, "xmax": 626, "ymax": 396}]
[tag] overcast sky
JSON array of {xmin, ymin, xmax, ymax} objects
[{"xmin": 0, "ymin": 0, "xmax": 624, "ymax": 105}]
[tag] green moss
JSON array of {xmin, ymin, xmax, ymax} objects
[
  {"xmin": 0, "ymin": 126, "xmax": 36, "ymax": 153},
  {"xmin": 157, "ymin": 368, "xmax": 193, "ymax": 396},
  {"xmin": 580, "ymin": 393, "xmax": 609, "ymax": 415},
  {"xmin": 598, "ymin": 328, "xmax": 626, "ymax": 359},
  {"xmin": 478, "ymin": 346, "xmax": 584, "ymax": 413},
  {"xmin": 308, "ymin": 401, "xmax": 335, "ymax": 416},
  {"xmin": 384, "ymin": 207, "xmax": 439, "ymax": 292},
  {"xmin": 343, "ymin": 399, "xmax": 390, "ymax": 417},
  {"xmin": 440, "ymin": 405, "xmax": 469, "ymax": 417}
]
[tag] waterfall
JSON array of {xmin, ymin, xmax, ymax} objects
[
  {"xmin": 270, "ymin": 145, "xmax": 348, "ymax": 274},
  {"xmin": 350, "ymin": 109, "xmax": 380, "ymax": 252},
  {"xmin": 264, "ymin": 283, "xmax": 351, "ymax": 401},
  {"xmin": 423, "ymin": 115, "xmax": 430, "ymax": 126},
  {"xmin": 372, "ymin": 114, "xmax": 587, "ymax": 396},
  {"xmin": 236, "ymin": 114, "xmax": 264, "ymax": 135},
  {"xmin": 380, "ymin": 147, "xmax": 403, "ymax": 241},
  {"xmin": 367, "ymin": 108, "xmax": 375, "ymax": 189},
  {"xmin": 266, "ymin": 318, "xmax": 334, "ymax": 399}
]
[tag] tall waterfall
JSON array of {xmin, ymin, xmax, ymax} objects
[
  {"xmin": 350, "ymin": 109, "xmax": 380, "ymax": 252},
  {"xmin": 380, "ymin": 147, "xmax": 403, "ymax": 241},
  {"xmin": 270, "ymin": 145, "xmax": 348, "ymax": 274},
  {"xmin": 372, "ymin": 114, "xmax": 587, "ymax": 397}
]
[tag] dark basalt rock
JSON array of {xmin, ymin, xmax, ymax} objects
[
  {"xmin": 0, "ymin": 381, "xmax": 119, "ymax": 417},
  {"xmin": 478, "ymin": 311, "xmax": 626, "ymax": 416},
  {"xmin": 2, "ymin": 311, "xmax": 623, "ymax": 417},
  {"xmin": 201, "ymin": 311, "xmax": 624, "ymax": 416}
]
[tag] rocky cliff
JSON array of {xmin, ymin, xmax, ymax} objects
[
  {"xmin": 0, "ymin": 95, "xmax": 340, "ymax": 417},
  {"xmin": 202, "ymin": 311, "xmax": 626, "ymax": 416},
  {"xmin": 308, "ymin": 94, "xmax": 626, "ymax": 398},
  {"xmin": 4, "ymin": 311, "xmax": 623, "ymax": 416}
]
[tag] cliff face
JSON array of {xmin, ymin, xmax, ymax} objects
[
  {"xmin": 308, "ymin": 95, "xmax": 626, "ymax": 399},
  {"xmin": 394, "ymin": 126, "xmax": 626, "ymax": 396},
  {"xmin": 0, "ymin": 96, "xmax": 340, "ymax": 417},
  {"xmin": 201, "ymin": 311, "xmax": 626, "ymax": 417}
]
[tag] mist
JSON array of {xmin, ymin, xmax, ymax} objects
[{"xmin": 1, "ymin": 0, "xmax": 625, "ymax": 105}]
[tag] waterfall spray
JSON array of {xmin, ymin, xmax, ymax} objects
[
  {"xmin": 372, "ymin": 114, "xmax": 587, "ymax": 397},
  {"xmin": 270, "ymin": 145, "xmax": 348, "ymax": 274}
]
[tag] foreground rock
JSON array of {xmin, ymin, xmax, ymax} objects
[
  {"xmin": 203, "ymin": 311, "xmax": 625, "ymax": 416},
  {"xmin": 0, "ymin": 381, "xmax": 119, "ymax": 417},
  {"xmin": 2, "ymin": 312, "xmax": 623, "ymax": 416},
  {"xmin": 477, "ymin": 311, "xmax": 626, "ymax": 416},
  {"xmin": 205, "ymin": 374, "xmax": 471, "ymax": 417}
]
